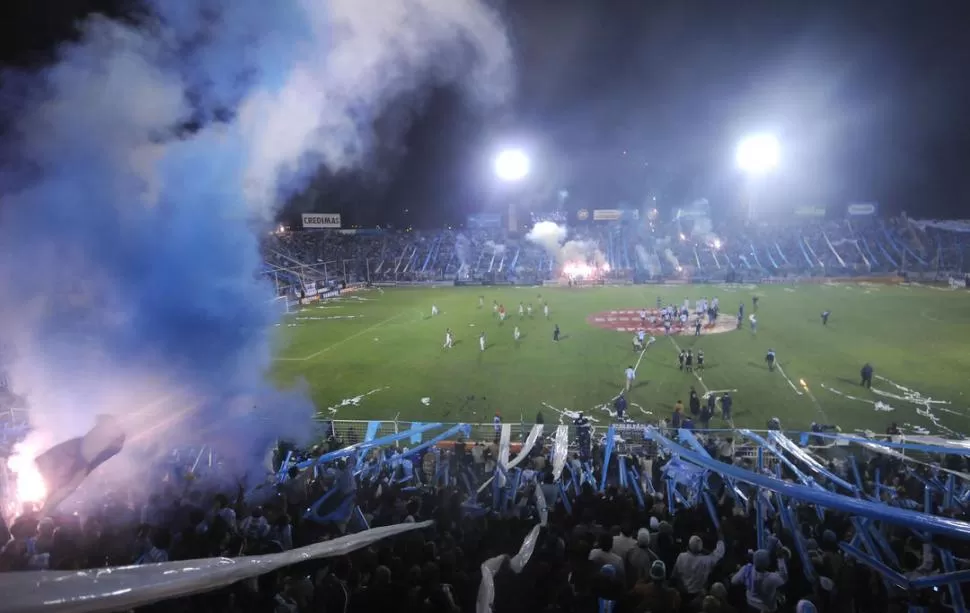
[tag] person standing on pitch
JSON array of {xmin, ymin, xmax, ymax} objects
[
  {"xmin": 614, "ymin": 393, "xmax": 627, "ymax": 421},
  {"xmin": 479, "ymin": 331, "xmax": 487, "ymax": 352},
  {"xmin": 765, "ymin": 348, "xmax": 776, "ymax": 371},
  {"xmin": 553, "ymin": 324, "xmax": 561, "ymax": 342},
  {"xmin": 514, "ymin": 325, "xmax": 521, "ymax": 342},
  {"xmin": 720, "ymin": 392, "xmax": 733, "ymax": 421},
  {"xmin": 821, "ymin": 310, "xmax": 831, "ymax": 325},
  {"xmin": 860, "ymin": 363, "xmax": 874, "ymax": 388},
  {"xmin": 625, "ymin": 365, "xmax": 636, "ymax": 392}
]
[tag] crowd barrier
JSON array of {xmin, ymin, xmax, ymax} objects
[{"xmin": 314, "ymin": 419, "xmax": 925, "ymax": 461}]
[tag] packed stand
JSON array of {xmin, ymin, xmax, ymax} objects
[{"xmin": 1, "ymin": 417, "xmax": 966, "ymax": 612}]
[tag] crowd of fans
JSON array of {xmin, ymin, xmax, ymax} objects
[
  {"xmin": 0, "ymin": 423, "xmax": 965, "ymax": 612},
  {"xmin": 262, "ymin": 215, "xmax": 967, "ymax": 288}
]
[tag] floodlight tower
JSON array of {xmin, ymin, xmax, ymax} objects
[
  {"xmin": 735, "ymin": 134, "xmax": 779, "ymax": 222},
  {"xmin": 493, "ymin": 148, "xmax": 530, "ymax": 232}
]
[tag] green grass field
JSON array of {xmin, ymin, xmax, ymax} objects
[{"xmin": 270, "ymin": 283, "xmax": 970, "ymax": 437}]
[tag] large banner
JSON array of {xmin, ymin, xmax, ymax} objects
[
  {"xmin": 467, "ymin": 213, "xmax": 502, "ymax": 229},
  {"xmin": 302, "ymin": 213, "xmax": 342, "ymax": 229},
  {"xmin": 593, "ymin": 209, "xmax": 639, "ymax": 222},
  {"xmin": 846, "ymin": 203, "xmax": 878, "ymax": 217}
]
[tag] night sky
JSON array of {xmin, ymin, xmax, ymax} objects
[{"xmin": 4, "ymin": 0, "xmax": 970, "ymax": 229}]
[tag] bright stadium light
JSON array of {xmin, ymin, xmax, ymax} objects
[
  {"xmin": 494, "ymin": 149, "xmax": 530, "ymax": 182},
  {"xmin": 735, "ymin": 134, "xmax": 779, "ymax": 175}
]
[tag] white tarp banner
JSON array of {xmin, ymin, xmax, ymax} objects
[
  {"xmin": 477, "ymin": 424, "xmax": 543, "ymax": 493},
  {"xmin": 476, "ymin": 524, "xmax": 542, "ymax": 613},
  {"xmin": 0, "ymin": 521, "xmax": 432, "ymax": 613},
  {"xmin": 497, "ymin": 423, "xmax": 511, "ymax": 487}
]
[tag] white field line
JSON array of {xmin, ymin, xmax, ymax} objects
[
  {"xmin": 276, "ymin": 312, "xmax": 408, "ymax": 361},
  {"xmin": 611, "ymin": 337, "xmax": 655, "ymax": 400},
  {"xmin": 775, "ymin": 362, "xmax": 804, "ymax": 396},
  {"xmin": 668, "ymin": 336, "xmax": 710, "ymax": 394}
]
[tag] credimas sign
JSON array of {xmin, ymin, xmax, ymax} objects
[{"xmin": 301, "ymin": 213, "xmax": 342, "ymax": 229}]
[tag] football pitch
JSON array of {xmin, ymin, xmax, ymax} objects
[{"xmin": 270, "ymin": 283, "xmax": 970, "ymax": 437}]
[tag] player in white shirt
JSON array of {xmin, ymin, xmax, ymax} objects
[
  {"xmin": 639, "ymin": 309, "xmax": 647, "ymax": 323},
  {"xmin": 625, "ymin": 365, "xmax": 636, "ymax": 392},
  {"xmin": 527, "ymin": 303, "xmax": 534, "ymax": 317},
  {"xmin": 514, "ymin": 326, "xmax": 521, "ymax": 341},
  {"xmin": 431, "ymin": 304, "xmax": 439, "ymax": 316},
  {"xmin": 543, "ymin": 303, "xmax": 550, "ymax": 319},
  {"xmin": 518, "ymin": 302, "xmax": 525, "ymax": 318},
  {"xmin": 637, "ymin": 329, "xmax": 646, "ymax": 347},
  {"xmin": 632, "ymin": 334, "xmax": 643, "ymax": 351},
  {"xmin": 443, "ymin": 328, "xmax": 453, "ymax": 348},
  {"xmin": 712, "ymin": 296, "xmax": 719, "ymax": 310},
  {"xmin": 479, "ymin": 331, "xmax": 487, "ymax": 351},
  {"xmin": 493, "ymin": 300, "xmax": 499, "ymax": 314}
]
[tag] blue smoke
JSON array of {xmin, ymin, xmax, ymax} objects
[{"xmin": 0, "ymin": 0, "xmax": 511, "ymax": 477}]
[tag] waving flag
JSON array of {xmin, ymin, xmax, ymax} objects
[{"xmin": 34, "ymin": 415, "xmax": 125, "ymax": 513}]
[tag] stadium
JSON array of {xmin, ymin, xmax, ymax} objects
[{"xmin": 4, "ymin": 2, "xmax": 970, "ymax": 613}]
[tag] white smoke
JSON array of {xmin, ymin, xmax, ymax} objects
[
  {"xmin": 485, "ymin": 240, "xmax": 506, "ymax": 255},
  {"xmin": 242, "ymin": 0, "xmax": 513, "ymax": 210},
  {"xmin": 635, "ymin": 244, "xmax": 660, "ymax": 277},
  {"xmin": 0, "ymin": 0, "xmax": 513, "ymax": 488},
  {"xmin": 525, "ymin": 221, "xmax": 608, "ymax": 267},
  {"xmin": 663, "ymin": 248, "xmax": 680, "ymax": 270},
  {"xmin": 562, "ymin": 240, "xmax": 606, "ymax": 265},
  {"xmin": 455, "ymin": 234, "xmax": 471, "ymax": 273},
  {"xmin": 525, "ymin": 221, "xmax": 567, "ymax": 258}
]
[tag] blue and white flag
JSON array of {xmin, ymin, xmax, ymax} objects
[{"xmin": 34, "ymin": 415, "xmax": 125, "ymax": 513}]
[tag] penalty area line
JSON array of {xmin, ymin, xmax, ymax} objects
[{"xmin": 276, "ymin": 312, "xmax": 409, "ymax": 362}]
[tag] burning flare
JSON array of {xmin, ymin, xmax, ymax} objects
[{"xmin": 8, "ymin": 443, "xmax": 47, "ymax": 506}]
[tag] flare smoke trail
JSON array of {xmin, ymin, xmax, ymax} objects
[
  {"xmin": 455, "ymin": 234, "xmax": 472, "ymax": 274},
  {"xmin": 0, "ymin": 0, "xmax": 511, "ymax": 483}
]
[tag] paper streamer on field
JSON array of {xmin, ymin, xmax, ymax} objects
[
  {"xmin": 552, "ymin": 425, "xmax": 569, "ymax": 481},
  {"xmin": 0, "ymin": 520, "xmax": 433, "ymax": 613}
]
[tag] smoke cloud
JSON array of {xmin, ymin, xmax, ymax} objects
[
  {"xmin": 525, "ymin": 222, "xmax": 607, "ymax": 268},
  {"xmin": 485, "ymin": 240, "xmax": 506, "ymax": 255},
  {"xmin": 0, "ymin": 0, "xmax": 511, "ymax": 482},
  {"xmin": 525, "ymin": 222, "xmax": 568, "ymax": 259}
]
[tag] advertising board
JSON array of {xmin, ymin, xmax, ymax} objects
[
  {"xmin": 593, "ymin": 209, "xmax": 639, "ymax": 222},
  {"xmin": 301, "ymin": 213, "xmax": 342, "ymax": 229},
  {"xmin": 467, "ymin": 213, "xmax": 503, "ymax": 229},
  {"xmin": 846, "ymin": 203, "xmax": 878, "ymax": 216}
]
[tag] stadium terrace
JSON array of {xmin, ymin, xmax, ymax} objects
[{"xmin": 2, "ymin": 211, "xmax": 970, "ymax": 613}]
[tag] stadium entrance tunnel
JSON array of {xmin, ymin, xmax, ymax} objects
[{"xmin": 585, "ymin": 308, "xmax": 736, "ymax": 335}]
